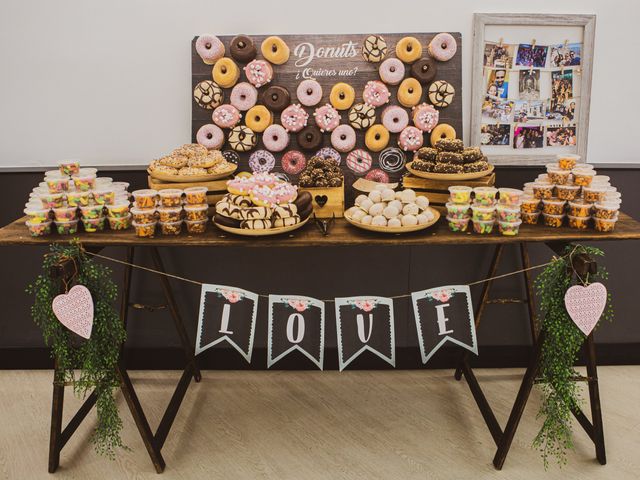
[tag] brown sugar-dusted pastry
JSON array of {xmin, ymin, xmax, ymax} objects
[
  {"xmin": 462, "ymin": 147, "xmax": 483, "ymax": 163},
  {"xmin": 437, "ymin": 151, "xmax": 464, "ymax": 164},
  {"xmin": 415, "ymin": 147, "xmax": 438, "ymax": 162},
  {"xmin": 433, "ymin": 162, "xmax": 463, "ymax": 174},
  {"xmin": 435, "ymin": 138, "xmax": 464, "ymax": 153}
]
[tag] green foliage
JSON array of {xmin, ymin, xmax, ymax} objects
[
  {"xmin": 26, "ymin": 241, "xmax": 127, "ymax": 458},
  {"xmin": 533, "ymin": 244, "xmax": 613, "ymax": 468}
]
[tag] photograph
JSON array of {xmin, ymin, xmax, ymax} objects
[
  {"xmin": 546, "ymin": 98, "xmax": 577, "ymax": 122},
  {"xmin": 483, "ymin": 41, "xmax": 514, "ymax": 68},
  {"xmin": 513, "ymin": 100, "xmax": 545, "ymax": 123},
  {"xmin": 518, "ymin": 69, "xmax": 540, "ymax": 100},
  {"xmin": 480, "ymin": 123, "xmax": 511, "ymax": 146},
  {"xmin": 549, "ymin": 42, "xmax": 582, "ymax": 67},
  {"xmin": 482, "ymin": 98, "xmax": 514, "ymax": 122},
  {"xmin": 513, "ymin": 125, "xmax": 544, "ymax": 149},
  {"xmin": 486, "ymin": 68, "xmax": 510, "ymax": 98},
  {"xmin": 515, "ymin": 43, "xmax": 549, "ymax": 68},
  {"xmin": 551, "ymin": 70, "xmax": 574, "ymax": 102},
  {"xmin": 546, "ymin": 126, "xmax": 577, "ymax": 146}
]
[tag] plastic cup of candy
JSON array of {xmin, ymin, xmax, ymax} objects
[
  {"xmin": 66, "ymin": 190, "xmax": 92, "ymax": 207},
  {"xmin": 159, "ymin": 220, "xmax": 183, "ymax": 236},
  {"xmin": 93, "ymin": 188, "xmax": 116, "ymax": 205},
  {"xmin": 472, "ymin": 219, "xmax": 495, "ymax": 234},
  {"xmin": 593, "ymin": 202, "xmax": 620, "ymax": 220},
  {"xmin": 95, "ymin": 177, "xmax": 113, "ymax": 187},
  {"xmin": 535, "ymin": 174, "xmax": 551, "ymax": 184},
  {"xmin": 71, "ymin": 173, "xmax": 96, "ymax": 192},
  {"xmin": 523, "ymin": 183, "xmax": 534, "ymax": 196},
  {"xmin": 604, "ymin": 189, "xmax": 621, "ymax": 202},
  {"xmin": 541, "ymin": 198, "xmax": 566, "ymax": 215},
  {"xmin": 498, "ymin": 219, "xmax": 522, "ymax": 236},
  {"xmin": 132, "ymin": 189, "xmax": 158, "ymax": 209},
  {"xmin": 445, "ymin": 202, "xmax": 470, "ymax": 220},
  {"xmin": 54, "ymin": 219, "xmax": 79, "ymax": 235},
  {"xmin": 520, "ymin": 196, "xmax": 540, "ymax": 213},
  {"xmin": 567, "ymin": 215, "xmax": 590, "ymax": 230},
  {"xmin": 111, "ymin": 181, "xmax": 130, "ymax": 192},
  {"xmin": 557, "ymin": 154, "xmax": 579, "ymax": 171},
  {"xmin": 132, "ymin": 220, "xmax": 156, "ymax": 238},
  {"xmin": 498, "ymin": 188, "xmax": 523, "ymax": 206},
  {"xmin": 582, "ymin": 185, "xmax": 607, "ymax": 203},
  {"xmin": 532, "ymin": 183, "xmax": 554, "ymax": 200},
  {"xmin": 521, "ymin": 211, "xmax": 540, "ymax": 225},
  {"xmin": 446, "ymin": 216, "xmax": 469, "ymax": 232},
  {"xmin": 471, "ymin": 203, "xmax": 495, "ymax": 222},
  {"xmin": 58, "ymin": 160, "xmax": 81, "ymax": 176},
  {"xmin": 591, "ymin": 175, "xmax": 610, "ymax": 186},
  {"xmin": 46, "ymin": 175, "xmax": 70, "ymax": 193},
  {"xmin": 572, "ymin": 168, "xmax": 594, "ymax": 187},
  {"xmin": 26, "ymin": 219, "xmax": 52, "ymax": 237},
  {"xmin": 24, "ymin": 207, "xmax": 51, "ymax": 222},
  {"xmin": 38, "ymin": 192, "xmax": 65, "ymax": 209},
  {"xmin": 546, "ymin": 165, "xmax": 570, "ymax": 185},
  {"xmin": 107, "ymin": 213, "xmax": 132, "ymax": 231},
  {"xmin": 183, "ymin": 204, "xmax": 209, "ymax": 222},
  {"xmin": 496, "ymin": 204, "xmax": 521, "ymax": 222},
  {"xmin": 53, "ymin": 206, "xmax": 78, "ymax": 222},
  {"xmin": 185, "ymin": 219, "xmax": 207, "ymax": 234},
  {"xmin": 594, "ymin": 217, "xmax": 618, "ymax": 233},
  {"xmin": 555, "ymin": 184, "xmax": 580, "ymax": 201},
  {"xmin": 130, "ymin": 207, "xmax": 156, "ymax": 224},
  {"xmin": 106, "ymin": 202, "xmax": 130, "ymax": 218},
  {"xmin": 77, "ymin": 167, "xmax": 97, "ymax": 176},
  {"xmin": 157, "ymin": 206, "xmax": 183, "ymax": 223},
  {"xmin": 79, "ymin": 204, "xmax": 104, "ymax": 220},
  {"xmin": 472, "ymin": 187, "xmax": 498, "ymax": 206},
  {"xmin": 542, "ymin": 213, "xmax": 564, "ymax": 228},
  {"xmin": 448, "ymin": 186, "xmax": 473, "ymax": 204},
  {"xmin": 158, "ymin": 189, "xmax": 184, "ymax": 208},
  {"xmin": 82, "ymin": 216, "xmax": 106, "ymax": 233},
  {"xmin": 183, "ymin": 186, "xmax": 208, "ymax": 205},
  {"xmin": 567, "ymin": 199, "xmax": 593, "ymax": 217}
]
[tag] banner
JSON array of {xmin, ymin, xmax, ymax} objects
[
  {"xmin": 195, "ymin": 284, "xmax": 258, "ymax": 363},
  {"xmin": 411, "ymin": 285, "xmax": 477, "ymax": 364},
  {"xmin": 335, "ymin": 296, "xmax": 395, "ymax": 371},
  {"xmin": 268, "ymin": 295, "xmax": 325, "ymax": 370}
]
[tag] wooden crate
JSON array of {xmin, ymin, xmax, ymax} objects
[
  {"xmin": 299, "ymin": 183, "xmax": 344, "ymax": 218},
  {"xmin": 402, "ymin": 173, "xmax": 496, "ymax": 206},
  {"xmin": 148, "ymin": 175, "xmax": 230, "ymax": 216}
]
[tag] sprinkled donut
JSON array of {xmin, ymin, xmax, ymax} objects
[
  {"xmin": 296, "ymin": 79, "xmax": 323, "ymax": 107},
  {"xmin": 281, "ymin": 150, "xmax": 307, "ymax": 175},
  {"xmin": 365, "ymin": 168, "xmax": 390, "ymax": 183},
  {"xmin": 330, "ymin": 82, "xmax": 356, "ymax": 110},
  {"xmin": 193, "ymin": 80, "xmax": 223, "ymax": 110},
  {"xmin": 281, "ymin": 104, "xmax": 309, "ymax": 132},
  {"xmin": 195, "ymin": 35, "xmax": 225, "ymax": 65},
  {"xmin": 222, "ymin": 150, "xmax": 240, "ymax": 165},
  {"xmin": 381, "ymin": 105, "xmax": 409, "ymax": 133},
  {"xmin": 396, "ymin": 36, "xmax": 423, "ymax": 63},
  {"xmin": 378, "ymin": 58, "xmax": 405, "ymax": 85},
  {"xmin": 411, "ymin": 58, "xmax": 437, "ymax": 84},
  {"xmin": 249, "ymin": 150, "xmax": 276, "ymax": 173},
  {"xmin": 271, "ymin": 182, "xmax": 298, "ymax": 204},
  {"xmin": 365, "ymin": 124, "xmax": 390, "ymax": 152},
  {"xmin": 412, "ymin": 103, "xmax": 440, "ymax": 132},
  {"xmin": 363, "ymin": 80, "xmax": 391, "ymax": 107},
  {"xmin": 313, "ymin": 104, "xmax": 340, "ymax": 132},
  {"xmin": 297, "ymin": 126, "xmax": 323, "ymax": 151},
  {"xmin": 243, "ymin": 59, "xmax": 273, "ymax": 88},
  {"xmin": 362, "ymin": 35, "xmax": 387, "ymax": 63},
  {"xmin": 230, "ymin": 82, "xmax": 258, "ymax": 111},
  {"xmin": 212, "ymin": 58, "xmax": 240, "ymax": 88},
  {"xmin": 398, "ymin": 126, "xmax": 424, "ymax": 151},
  {"xmin": 397, "ymin": 78, "xmax": 422, "ymax": 107},
  {"xmin": 227, "ymin": 125, "xmax": 257, "ymax": 152},
  {"xmin": 245, "ymin": 105, "xmax": 273, "ymax": 133},
  {"xmin": 212, "ymin": 104, "xmax": 241, "ymax": 129},
  {"xmin": 348, "ymin": 103, "xmax": 376, "ymax": 130},
  {"xmin": 428, "ymin": 33, "xmax": 457, "ymax": 62},
  {"xmin": 261, "ymin": 85, "xmax": 290, "ymax": 111},
  {"xmin": 430, "ymin": 123, "xmax": 456, "ymax": 146},
  {"xmin": 261, "ymin": 36, "xmax": 290, "ymax": 65},
  {"xmin": 346, "ymin": 149, "xmax": 373, "ymax": 174},
  {"xmin": 315, "ymin": 147, "xmax": 341, "ymax": 165},
  {"xmin": 261, "ymin": 124, "xmax": 289, "ymax": 152},
  {"xmin": 229, "ymin": 35, "xmax": 257, "ymax": 63},
  {"xmin": 330, "ymin": 124, "xmax": 357, "ymax": 152},
  {"xmin": 378, "ymin": 147, "xmax": 406, "ymax": 173},
  {"xmin": 428, "ymin": 80, "xmax": 455, "ymax": 108},
  {"xmin": 196, "ymin": 124, "xmax": 225, "ymax": 150}
]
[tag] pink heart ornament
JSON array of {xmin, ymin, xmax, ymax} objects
[
  {"xmin": 52, "ymin": 285, "xmax": 94, "ymax": 339},
  {"xmin": 564, "ymin": 282, "xmax": 607, "ymax": 336}
]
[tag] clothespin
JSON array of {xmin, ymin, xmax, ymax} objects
[
  {"xmin": 498, "ymin": 37, "xmax": 504, "ymax": 47},
  {"xmin": 563, "ymin": 39, "xmax": 568, "ymax": 48},
  {"xmin": 531, "ymin": 38, "xmax": 536, "ymax": 48}
]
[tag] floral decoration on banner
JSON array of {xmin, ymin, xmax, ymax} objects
[
  {"xmin": 213, "ymin": 287, "xmax": 244, "ymax": 303},
  {"xmin": 287, "ymin": 298, "xmax": 310, "ymax": 312},
  {"xmin": 426, "ymin": 288, "xmax": 455, "ymax": 303},
  {"xmin": 343, "ymin": 298, "xmax": 378, "ymax": 312}
]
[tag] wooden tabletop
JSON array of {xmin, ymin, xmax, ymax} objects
[{"xmin": 2, "ymin": 213, "xmax": 640, "ymax": 248}]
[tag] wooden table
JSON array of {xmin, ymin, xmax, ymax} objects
[{"xmin": 2, "ymin": 212, "xmax": 640, "ymax": 473}]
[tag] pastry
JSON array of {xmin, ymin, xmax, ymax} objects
[
  {"xmin": 244, "ymin": 59, "xmax": 273, "ymax": 88},
  {"xmin": 437, "ymin": 152, "xmax": 464, "ymax": 164},
  {"xmin": 365, "ymin": 124, "xmax": 390, "ymax": 152},
  {"xmin": 398, "ymin": 126, "xmax": 424, "ymax": 151},
  {"xmin": 193, "ymin": 80, "xmax": 223, "ymax": 110},
  {"xmin": 273, "ymin": 215, "xmax": 300, "ymax": 228},
  {"xmin": 216, "ymin": 201, "xmax": 242, "ymax": 219},
  {"xmin": 227, "ymin": 125, "xmax": 257, "ymax": 152},
  {"xmin": 411, "ymin": 58, "xmax": 437, "ymax": 84},
  {"xmin": 222, "ymin": 150, "xmax": 240, "ymax": 165},
  {"xmin": 173, "ymin": 143, "xmax": 208, "ymax": 158},
  {"xmin": 435, "ymin": 138, "xmax": 464, "ymax": 153},
  {"xmin": 412, "ymin": 103, "xmax": 439, "ymax": 132},
  {"xmin": 212, "ymin": 58, "xmax": 240, "ymax": 88},
  {"xmin": 415, "ymin": 147, "xmax": 438, "ymax": 162},
  {"xmin": 362, "ymin": 35, "xmax": 387, "ymax": 62},
  {"xmin": 241, "ymin": 219, "xmax": 273, "ymax": 229},
  {"xmin": 296, "ymin": 79, "xmax": 323, "ymax": 107},
  {"xmin": 281, "ymin": 104, "xmax": 309, "ymax": 132},
  {"xmin": 410, "ymin": 159, "xmax": 434, "ymax": 172},
  {"xmin": 212, "ymin": 104, "xmax": 241, "ymax": 129},
  {"xmin": 261, "ymin": 36, "xmax": 290, "ymax": 64},
  {"xmin": 298, "ymin": 156, "xmax": 343, "ymax": 187},
  {"xmin": 462, "ymin": 147, "xmax": 483, "ymax": 163},
  {"xmin": 214, "ymin": 213, "xmax": 241, "ymax": 228},
  {"xmin": 378, "ymin": 148, "xmax": 406, "ymax": 173},
  {"xmin": 428, "ymin": 80, "xmax": 455, "ymax": 108},
  {"xmin": 381, "ymin": 105, "xmax": 409, "ymax": 133},
  {"xmin": 348, "ymin": 103, "xmax": 376, "ymax": 130},
  {"xmin": 272, "ymin": 204, "xmax": 298, "ymax": 219},
  {"xmin": 271, "ymin": 182, "xmax": 298, "ymax": 203},
  {"xmin": 195, "ymin": 35, "xmax": 224, "ymax": 65},
  {"xmin": 262, "ymin": 124, "xmax": 289, "ymax": 152},
  {"xmin": 428, "ymin": 33, "xmax": 457, "ymax": 62},
  {"xmin": 433, "ymin": 162, "xmax": 463, "ymax": 174},
  {"xmin": 397, "ymin": 78, "xmax": 422, "ymax": 107},
  {"xmin": 363, "ymin": 80, "xmax": 390, "ymax": 107},
  {"xmin": 229, "ymin": 35, "xmax": 257, "ymax": 63},
  {"xmin": 315, "ymin": 147, "xmax": 341, "ymax": 165},
  {"xmin": 189, "ymin": 149, "xmax": 223, "ymax": 168},
  {"xmin": 464, "ymin": 160, "xmax": 490, "ymax": 173},
  {"xmin": 178, "ymin": 166, "xmax": 208, "ymax": 176},
  {"xmin": 346, "ymin": 149, "xmax": 373, "ymax": 174},
  {"xmin": 238, "ymin": 206, "xmax": 272, "ymax": 220},
  {"xmin": 196, "ymin": 124, "xmax": 224, "ymax": 150},
  {"xmin": 249, "ymin": 150, "xmax": 276, "ymax": 173},
  {"xmin": 294, "ymin": 191, "xmax": 312, "ymax": 211},
  {"xmin": 158, "ymin": 155, "xmax": 188, "ymax": 169},
  {"xmin": 330, "ymin": 82, "xmax": 356, "ymax": 110},
  {"xmin": 281, "ymin": 150, "xmax": 307, "ymax": 175},
  {"xmin": 378, "ymin": 58, "xmax": 405, "ymax": 85},
  {"xmin": 261, "ymin": 85, "xmax": 290, "ymax": 111},
  {"xmin": 313, "ymin": 104, "xmax": 340, "ymax": 132},
  {"xmin": 365, "ymin": 169, "xmax": 390, "ymax": 183},
  {"xmin": 230, "ymin": 82, "xmax": 258, "ymax": 111},
  {"xmin": 245, "ymin": 105, "xmax": 273, "ymax": 133},
  {"xmin": 222, "ymin": 193, "xmax": 252, "ymax": 208},
  {"xmin": 430, "ymin": 124, "xmax": 456, "ymax": 146},
  {"xmin": 330, "ymin": 124, "xmax": 357, "ymax": 152},
  {"xmin": 396, "ymin": 36, "xmax": 422, "ymax": 63},
  {"xmin": 296, "ymin": 125, "xmax": 323, "ymax": 151}
]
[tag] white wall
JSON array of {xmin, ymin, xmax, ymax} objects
[{"xmin": 0, "ymin": 0, "xmax": 637, "ymax": 169}]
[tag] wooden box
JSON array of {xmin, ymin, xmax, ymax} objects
[
  {"xmin": 147, "ymin": 176, "xmax": 230, "ymax": 216},
  {"xmin": 299, "ymin": 183, "xmax": 344, "ymax": 218},
  {"xmin": 402, "ymin": 173, "xmax": 496, "ymax": 207}
]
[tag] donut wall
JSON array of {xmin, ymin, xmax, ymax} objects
[{"xmin": 191, "ymin": 32, "xmax": 462, "ymax": 194}]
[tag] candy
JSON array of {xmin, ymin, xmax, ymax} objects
[
  {"xmin": 520, "ymin": 197, "xmax": 540, "ymax": 213},
  {"xmin": 130, "ymin": 207, "xmax": 156, "ymax": 224},
  {"xmin": 546, "ymin": 166, "xmax": 570, "ymax": 185},
  {"xmin": 79, "ymin": 204, "xmax": 104, "ymax": 220},
  {"xmin": 107, "ymin": 214, "xmax": 132, "ymax": 231},
  {"xmin": 557, "ymin": 154, "xmax": 579, "ymax": 170},
  {"xmin": 572, "ymin": 168, "xmax": 594, "ymax": 187},
  {"xmin": 26, "ymin": 219, "xmax": 52, "ymax": 237},
  {"xmin": 542, "ymin": 213, "xmax": 564, "ymax": 228},
  {"xmin": 471, "ymin": 204, "xmax": 495, "ymax": 222},
  {"xmin": 157, "ymin": 207, "xmax": 183, "ymax": 223},
  {"xmin": 473, "ymin": 187, "xmax": 498, "ymax": 206},
  {"xmin": 38, "ymin": 192, "xmax": 65, "ymax": 209},
  {"xmin": 496, "ymin": 204, "xmax": 521, "ymax": 222},
  {"xmin": 184, "ymin": 204, "xmax": 209, "ymax": 222},
  {"xmin": 53, "ymin": 206, "xmax": 78, "ymax": 222},
  {"xmin": 498, "ymin": 220, "xmax": 522, "ymax": 236},
  {"xmin": 46, "ymin": 176, "xmax": 69, "ymax": 194},
  {"xmin": 71, "ymin": 173, "xmax": 96, "ymax": 192},
  {"xmin": 473, "ymin": 219, "xmax": 494, "ymax": 234},
  {"xmin": 532, "ymin": 183, "xmax": 554, "ymax": 200},
  {"xmin": 66, "ymin": 190, "xmax": 91, "ymax": 207},
  {"xmin": 106, "ymin": 202, "xmax": 130, "ymax": 218},
  {"xmin": 567, "ymin": 200, "xmax": 593, "ymax": 217},
  {"xmin": 186, "ymin": 219, "xmax": 207, "ymax": 234},
  {"xmin": 58, "ymin": 160, "xmax": 80, "ymax": 176},
  {"xmin": 521, "ymin": 211, "xmax": 540, "ymax": 225},
  {"xmin": 555, "ymin": 184, "xmax": 580, "ymax": 201},
  {"xmin": 541, "ymin": 198, "xmax": 566, "ymax": 215},
  {"xmin": 132, "ymin": 189, "xmax": 158, "ymax": 209},
  {"xmin": 24, "ymin": 207, "xmax": 51, "ymax": 222},
  {"xmin": 92, "ymin": 188, "xmax": 116, "ymax": 205},
  {"xmin": 593, "ymin": 203, "xmax": 619, "ymax": 220},
  {"xmin": 82, "ymin": 216, "xmax": 106, "ymax": 233},
  {"xmin": 445, "ymin": 202, "xmax": 470, "ymax": 220},
  {"xmin": 132, "ymin": 221, "xmax": 156, "ymax": 237},
  {"xmin": 184, "ymin": 186, "xmax": 208, "ymax": 205},
  {"xmin": 582, "ymin": 186, "xmax": 607, "ymax": 203},
  {"xmin": 159, "ymin": 220, "xmax": 183, "ymax": 235},
  {"xmin": 498, "ymin": 188, "xmax": 523, "ymax": 206},
  {"xmin": 448, "ymin": 186, "xmax": 472, "ymax": 204},
  {"xmin": 594, "ymin": 217, "xmax": 617, "ymax": 232},
  {"xmin": 55, "ymin": 219, "xmax": 79, "ymax": 235},
  {"xmin": 568, "ymin": 215, "xmax": 590, "ymax": 230},
  {"xmin": 447, "ymin": 216, "xmax": 469, "ymax": 232}
]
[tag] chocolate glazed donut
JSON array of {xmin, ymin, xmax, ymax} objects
[
  {"xmin": 229, "ymin": 35, "xmax": 257, "ymax": 62},
  {"xmin": 261, "ymin": 85, "xmax": 291, "ymax": 111},
  {"xmin": 411, "ymin": 58, "xmax": 437, "ymax": 84},
  {"xmin": 297, "ymin": 125, "xmax": 323, "ymax": 151}
]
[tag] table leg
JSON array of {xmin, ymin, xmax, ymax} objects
[
  {"xmin": 585, "ymin": 333, "xmax": 606, "ymax": 465},
  {"xmin": 48, "ymin": 366, "xmax": 64, "ymax": 473},
  {"xmin": 519, "ymin": 242, "xmax": 538, "ymax": 342}
]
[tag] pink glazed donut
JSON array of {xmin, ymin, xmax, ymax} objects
[
  {"xmin": 412, "ymin": 103, "xmax": 440, "ymax": 132},
  {"xmin": 296, "ymin": 79, "xmax": 323, "ymax": 107},
  {"xmin": 363, "ymin": 80, "xmax": 391, "ymax": 107},
  {"xmin": 281, "ymin": 150, "xmax": 307, "ymax": 175},
  {"xmin": 346, "ymin": 149, "xmax": 373, "ymax": 174},
  {"xmin": 378, "ymin": 58, "xmax": 405, "ymax": 85},
  {"xmin": 313, "ymin": 104, "xmax": 340, "ymax": 132},
  {"xmin": 212, "ymin": 104, "xmax": 241, "ymax": 128},
  {"xmin": 195, "ymin": 35, "xmax": 225, "ymax": 65},
  {"xmin": 365, "ymin": 168, "xmax": 390, "ymax": 183},
  {"xmin": 243, "ymin": 59, "xmax": 273, "ymax": 88},
  {"xmin": 428, "ymin": 33, "xmax": 457, "ymax": 62},
  {"xmin": 381, "ymin": 105, "xmax": 409, "ymax": 133},
  {"xmin": 196, "ymin": 124, "xmax": 225, "ymax": 149},
  {"xmin": 330, "ymin": 124, "xmax": 357, "ymax": 152},
  {"xmin": 280, "ymin": 104, "xmax": 309, "ymax": 132},
  {"xmin": 230, "ymin": 82, "xmax": 258, "ymax": 111},
  {"xmin": 262, "ymin": 124, "xmax": 289, "ymax": 152},
  {"xmin": 398, "ymin": 126, "xmax": 424, "ymax": 151}
]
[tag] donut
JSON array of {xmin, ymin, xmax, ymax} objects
[
  {"xmin": 330, "ymin": 83, "xmax": 356, "ymax": 110},
  {"xmin": 252, "ymin": 172, "xmax": 279, "ymax": 187},
  {"xmin": 348, "ymin": 103, "xmax": 376, "ymax": 130},
  {"xmin": 250, "ymin": 185, "xmax": 278, "ymax": 207},
  {"xmin": 212, "ymin": 104, "xmax": 241, "ymax": 129},
  {"xmin": 315, "ymin": 147, "xmax": 341, "ymax": 165},
  {"xmin": 362, "ymin": 35, "xmax": 387, "ymax": 63},
  {"xmin": 271, "ymin": 182, "xmax": 298, "ymax": 204},
  {"xmin": 193, "ymin": 80, "xmax": 223, "ymax": 110},
  {"xmin": 261, "ymin": 85, "xmax": 290, "ymax": 111},
  {"xmin": 212, "ymin": 58, "xmax": 240, "ymax": 88},
  {"xmin": 428, "ymin": 80, "xmax": 455, "ymax": 108},
  {"xmin": 214, "ymin": 213, "xmax": 241, "ymax": 228},
  {"xmin": 196, "ymin": 124, "xmax": 225, "ymax": 150},
  {"xmin": 365, "ymin": 124, "xmax": 390, "ymax": 152},
  {"xmin": 313, "ymin": 104, "xmax": 340, "ymax": 132},
  {"xmin": 241, "ymin": 218, "xmax": 273, "ymax": 230},
  {"xmin": 430, "ymin": 123, "xmax": 456, "ymax": 146},
  {"xmin": 281, "ymin": 104, "xmax": 308, "ymax": 132},
  {"xmin": 330, "ymin": 124, "xmax": 357, "ymax": 152},
  {"xmin": 195, "ymin": 35, "xmax": 225, "ymax": 65},
  {"xmin": 378, "ymin": 58, "xmax": 405, "ymax": 85},
  {"xmin": 296, "ymin": 79, "xmax": 323, "ymax": 107},
  {"xmin": 230, "ymin": 82, "xmax": 258, "ymax": 111},
  {"xmin": 243, "ymin": 59, "xmax": 273, "ymax": 88},
  {"xmin": 428, "ymin": 33, "xmax": 457, "ymax": 62},
  {"xmin": 412, "ymin": 103, "xmax": 439, "ymax": 132},
  {"xmin": 378, "ymin": 147, "xmax": 406, "ymax": 173},
  {"xmin": 273, "ymin": 215, "xmax": 300, "ymax": 228},
  {"xmin": 411, "ymin": 58, "xmax": 437, "ymax": 84},
  {"xmin": 262, "ymin": 124, "xmax": 289, "ymax": 152},
  {"xmin": 248, "ymin": 150, "xmax": 276, "ymax": 173},
  {"xmin": 222, "ymin": 150, "xmax": 240, "ymax": 164},
  {"xmin": 294, "ymin": 191, "xmax": 312, "ymax": 210},
  {"xmin": 365, "ymin": 168, "xmax": 390, "ymax": 183},
  {"xmin": 396, "ymin": 36, "xmax": 423, "ymax": 63},
  {"xmin": 363, "ymin": 80, "xmax": 391, "ymax": 107},
  {"xmin": 398, "ymin": 126, "xmax": 424, "ymax": 151},
  {"xmin": 244, "ymin": 105, "xmax": 273, "ymax": 133},
  {"xmin": 296, "ymin": 126, "xmax": 323, "ymax": 151},
  {"xmin": 346, "ymin": 149, "xmax": 373, "ymax": 174},
  {"xmin": 397, "ymin": 78, "xmax": 422, "ymax": 107},
  {"xmin": 381, "ymin": 105, "xmax": 409, "ymax": 133},
  {"xmin": 261, "ymin": 36, "xmax": 290, "ymax": 65},
  {"xmin": 281, "ymin": 150, "xmax": 307, "ymax": 175},
  {"xmin": 229, "ymin": 35, "xmax": 257, "ymax": 63},
  {"xmin": 227, "ymin": 125, "xmax": 257, "ymax": 152},
  {"xmin": 273, "ymin": 172, "xmax": 290, "ymax": 183}
]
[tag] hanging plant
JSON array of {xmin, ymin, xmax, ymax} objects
[
  {"xmin": 533, "ymin": 244, "xmax": 613, "ymax": 468},
  {"xmin": 26, "ymin": 241, "xmax": 127, "ymax": 458}
]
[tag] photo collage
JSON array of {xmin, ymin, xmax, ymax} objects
[{"xmin": 481, "ymin": 40, "xmax": 581, "ymax": 150}]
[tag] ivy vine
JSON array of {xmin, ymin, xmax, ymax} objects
[
  {"xmin": 533, "ymin": 244, "xmax": 613, "ymax": 468},
  {"xmin": 26, "ymin": 241, "xmax": 127, "ymax": 458}
]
